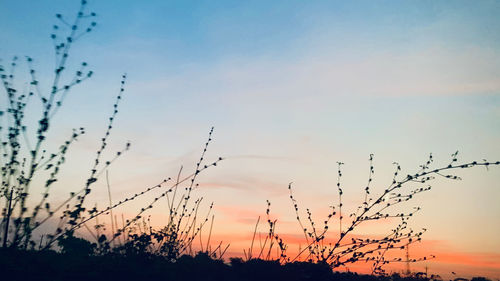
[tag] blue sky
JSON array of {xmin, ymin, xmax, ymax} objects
[{"xmin": 1, "ymin": 0, "xmax": 500, "ymax": 277}]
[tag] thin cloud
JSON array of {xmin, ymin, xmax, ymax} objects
[
  {"xmin": 224, "ymin": 154, "xmax": 295, "ymax": 161},
  {"xmin": 198, "ymin": 177, "xmax": 289, "ymax": 196}
]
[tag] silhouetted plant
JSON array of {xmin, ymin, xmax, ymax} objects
[
  {"xmin": 105, "ymin": 130, "xmax": 226, "ymax": 261},
  {"xmin": 245, "ymin": 200, "xmax": 288, "ymax": 263},
  {"xmin": 3, "ymin": 2, "xmax": 499, "ymax": 280},
  {"xmin": 57, "ymin": 231, "xmax": 96, "ymax": 257},
  {"xmin": 1, "ymin": 0, "xmax": 103, "ymax": 249},
  {"xmin": 0, "ymin": 1, "xmax": 224, "ymax": 260},
  {"xmin": 281, "ymin": 153, "xmax": 498, "ymax": 275}
]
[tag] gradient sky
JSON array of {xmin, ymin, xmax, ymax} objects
[{"xmin": 1, "ymin": 0, "xmax": 500, "ymax": 278}]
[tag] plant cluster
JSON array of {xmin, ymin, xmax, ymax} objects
[
  {"xmin": 1, "ymin": 1, "xmax": 499, "ymax": 279},
  {"xmin": 0, "ymin": 0, "xmax": 223, "ymax": 261},
  {"xmin": 251, "ymin": 153, "xmax": 498, "ymax": 275}
]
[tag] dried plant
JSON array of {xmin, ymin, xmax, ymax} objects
[
  {"xmin": 1, "ymin": 0, "xmax": 103, "ymax": 248},
  {"xmin": 245, "ymin": 200, "xmax": 288, "ymax": 263},
  {"xmin": 105, "ymin": 128, "xmax": 226, "ymax": 260},
  {"xmin": 283, "ymin": 153, "xmax": 498, "ymax": 275},
  {"xmin": 2, "ymin": 2, "xmax": 499, "ymax": 280},
  {"xmin": 0, "ymin": 1, "xmax": 223, "ymax": 261}
]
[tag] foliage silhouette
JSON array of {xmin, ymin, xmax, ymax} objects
[
  {"xmin": 0, "ymin": 248, "xmax": 494, "ymax": 281},
  {"xmin": 246, "ymin": 153, "xmax": 499, "ymax": 275},
  {"xmin": 1, "ymin": 1, "xmax": 499, "ymax": 281},
  {"xmin": 0, "ymin": 0, "xmax": 222, "ymax": 262}
]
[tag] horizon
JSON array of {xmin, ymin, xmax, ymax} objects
[{"xmin": 1, "ymin": 0, "xmax": 499, "ymax": 279}]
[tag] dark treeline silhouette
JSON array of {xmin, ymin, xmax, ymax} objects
[{"xmin": 1, "ymin": 247, "xmax": 492, "ymax": 281}]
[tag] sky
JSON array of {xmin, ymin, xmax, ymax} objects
[{"xmin": 1, "ymin": 0, "xmax": 500, "ymax": 278}]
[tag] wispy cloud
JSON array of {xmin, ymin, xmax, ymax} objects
[{"xmin": 199, "ymin": 176, "xmax": 289, "ymax": 196}]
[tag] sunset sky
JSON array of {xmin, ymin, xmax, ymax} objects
[{"xmin": 1, "ymin": 0, "xmax": 499, "ymax": 278}]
